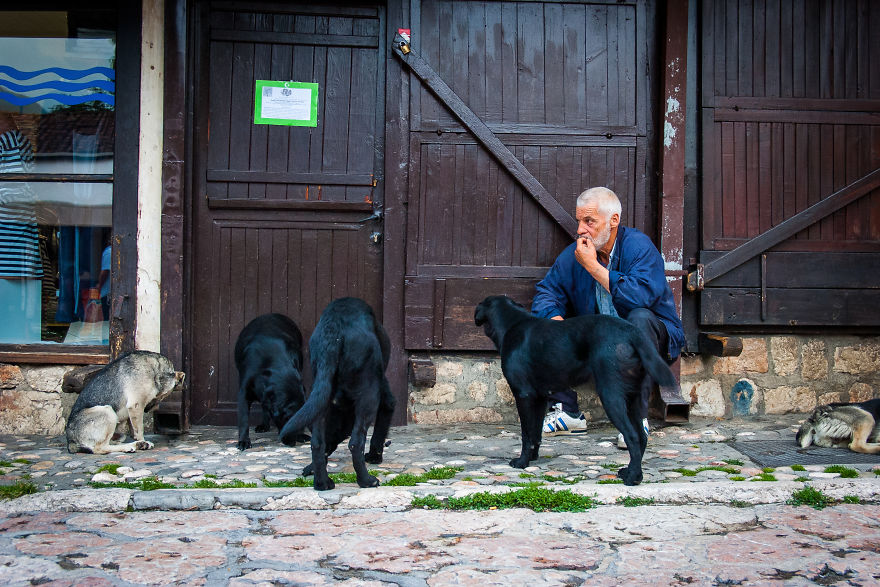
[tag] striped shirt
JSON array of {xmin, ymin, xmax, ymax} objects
[{"xmin": 0, "ymin": 129, "xmax": 42, "ymax": 278}]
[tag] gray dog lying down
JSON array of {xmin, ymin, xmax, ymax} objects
[
  {"xmin": 66, "ymin": 351, "xmax": 184, "ymax": 454},
  {"xmin": 796, "ymin": 399, "xmax": 880, "ymax": 454}
]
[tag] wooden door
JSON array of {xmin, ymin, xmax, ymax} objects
[
  {"xmin": 189, "ymin": 2, "xmax": 387, "ymax": 425},
  {"xmin": 400, "ymin": 0, "xmax": 659, "ymax": 350},
  {"xmin": 697, "ymin": 0, "xmax": 880, "ymax": 327}
]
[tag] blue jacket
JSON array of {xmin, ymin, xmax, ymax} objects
[{"xmin": 531, "ymin": 225, "xmax": 685, "ymax": 360}]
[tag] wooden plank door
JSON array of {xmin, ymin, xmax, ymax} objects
[
  {"xmin": 401, "ymin": 0, "xmax": 659, "ymax": 350},
  {"xmin": 189, "ymin": 2, "xmax": 387, "ymax": 425},
  {"xmin": 698, "ymin": 0, "xmax": 880, "ymax": 327}
]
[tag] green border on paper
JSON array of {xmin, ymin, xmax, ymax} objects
[{"xmin": 253, "ymin": 80, "xmax": 318, "ymax": 126}]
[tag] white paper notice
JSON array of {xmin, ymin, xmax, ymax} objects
[{"xmin": 261, "ymin": 85, "xmax": 313, "ymax": 122}]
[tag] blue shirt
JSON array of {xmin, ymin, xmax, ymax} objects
[{"xmin": 531, "ymin": 225, "xmax": 685, "ymax": 360}]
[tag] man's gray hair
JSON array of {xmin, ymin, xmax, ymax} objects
[{"xmin": 576, "ymin": 187, "xmax": 622, "ymax": 221}]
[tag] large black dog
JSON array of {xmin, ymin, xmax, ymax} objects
[
  {"xmin": 474, "ymin": 295, "xmax": 682, "ymax": 486},
  {"xmin": 234, "ymin": 313, "xmax": 308, "ymax": 450},
  {"xmin": 280, "ymin": 297, "xmax": 396, "ymax": 490}
]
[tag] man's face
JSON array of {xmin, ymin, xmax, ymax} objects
[{"xmin": 576, "ymin": 204, "xmax": 614, "ymax": 248}]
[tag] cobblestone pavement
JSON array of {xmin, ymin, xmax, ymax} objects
[
  {"xmin": 0, "ymin": 503, "xmax": 879, "ymax": 586},
  {"xmin": 2, "ymin": 415, "xmax": 879, "ymax": 498},
  {"xmin": 1, "ymin": 416, "xmax": 879, "ymax": 585}
]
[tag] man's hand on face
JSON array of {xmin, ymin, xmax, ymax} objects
[
  {"xmin": 574, "ymin": 235, "xmax": 598, "ymax": 270},
  {"xmin": 550, "ymin": 315, "xmax": 564, "ymax": 321}
]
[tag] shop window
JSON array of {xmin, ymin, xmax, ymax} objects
[{"xmin": 0, "ymin": 8, "xmax": 116, "ymax": 346}]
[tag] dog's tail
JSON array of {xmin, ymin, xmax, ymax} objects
[
  {"xmin": 279, "ymin": 334, "xmax": 340, "ymax": 445},
  {"xmin": 631, "ymin": 329, "xmax": 679, "ymax": 391}
]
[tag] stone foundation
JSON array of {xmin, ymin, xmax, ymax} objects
[
  {"xmin": 2, "ymin": 334, "xmax": 878, "ymax": 434},
  {"xmin": 408, "ymin": 335, "xmax": 880, "ymax": 424},
  {"xmin": 0, "ymin": 364, "xmax": 76, "ymax": 435}
]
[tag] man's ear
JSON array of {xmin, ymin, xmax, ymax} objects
[{"xmin": 609, "ymin": 212, "xmax": 620, "ymax": 228}]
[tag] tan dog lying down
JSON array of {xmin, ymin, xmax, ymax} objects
[{"xmin": 66, "ymin": 351, "xmax": 184, "ymax": 454}]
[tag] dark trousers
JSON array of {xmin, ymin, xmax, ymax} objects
[{"xmin": 548, "ymin": 308, "xmax": 670, "ymax": 419}]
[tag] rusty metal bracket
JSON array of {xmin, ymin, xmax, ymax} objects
[{"xmin": 686, "ymin": 263, "xmax": 704, "ymax": 291}]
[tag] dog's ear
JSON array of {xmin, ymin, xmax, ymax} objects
[{"xmin": 474, "ymin": 302, "xmax": 487, "ymax": 326}]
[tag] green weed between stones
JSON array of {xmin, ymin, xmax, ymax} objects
[
  {"xmin": 790, "ymin": 464, "xmax": 806, "ymax": 472},
  {"xmin": 728, "ymin": 500, "xmax": 751, "ymax": 508},
  {"xmin": 616, "ymin": 495, "xmax": 655, "ymax": 507},
  {"xmin": 823, "ymin": 465, "xmax": 859, "ymax": 478},
  {"xmin": 0, "ymin": 460, "xmax": 12, "ymax": 468},
  {"xmin": 723, "ymin": 459, "xmax": 744, "ymax": 467},
  {"xmin": 0, "ymin": 480, "xmax": 38, "ymax": 500},
  {"xmin": 95, "ymin": 463, "xmax": 122, "ymax": 475},
  {"xmin": 874, "ymin": 469, "xmax": 880, "ymax": 476},
  {"xmin": 673, "ymin": 465, "xmax": 739, "ymax": 477},
  {"xmin": 750, "ymin": 473, "xmax": 777, "ymax": 482},
  {"xmin": 412, "ymin": 487, "xmax": 599, "ymax": 512},
  {"xmin": 190, "ymin": 479, "xmax": 258, "ymax": 489},
  {"xmin": 842, "ymin": 495, "xmax": 861, "ymax": 504},
  {"xmin": 89, "ymin": 476, "xmax": 175, "ymax": 491},
  {"xmin": 788, "ymin": 485, "xmax": 834, "ymax": 510}
]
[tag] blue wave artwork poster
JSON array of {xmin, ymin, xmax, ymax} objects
[{"xmin": 0, "ymin": 38, "xmax": 115, "ymax": 112}]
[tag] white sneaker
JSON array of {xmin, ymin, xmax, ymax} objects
[
  {"xmin": 617, "ymin": 418, "xmax": 650, "ymax": 449},
  {"xmin": 542, "ymin": 403, "xmax": 587, "ymax": 436}
]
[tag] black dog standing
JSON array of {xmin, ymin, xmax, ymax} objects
[
  {"xmin": 280, "ymin": 297, "xmax": 396, "ymax": 490},
  {"xmin": 475, "ymin": 295, "xmax": 682, "ymax": 486},
  {"xmin": 234, "ymin": 313, "xmax": 308, "ymax": 450}
]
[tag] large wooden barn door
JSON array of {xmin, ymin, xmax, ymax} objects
[
  {"xmin": 400, "ymin": 0, "xmax": 659, "ymax": 350},
  {"xmin": 189, "ymin": 2, "xmax": 386, "ymax": 425},
  {"xmin": 695, "ymin": 0, "xmax": 880, "ymax": 327}
]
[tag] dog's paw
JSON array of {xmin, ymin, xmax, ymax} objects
[
  {"xmin": 302, "ymin": 463, "xmax": 314, "ymax": 476},
  {"xmin": 238, "ymin": 438, "xmax": 251, "ymax": 451},
  {"xmin": 255, "ymin": 423, "xmax": 270, "ymax": 433},
  {"xmin": 509, "ymin": 457, "xmax": 530, "ymax": 469},
  {"xmin": 358, "ymin": 474, "xmax": 380, "ymax": 488},
  {"xmin": 314, "ymin": 478, "xmax": 335, "ymax": 491},
  {"xmin": 135, "ymin": 440, "xmax": 154, "ymax": 451},
  {"xmin": 617, "ymin": 466, "xmax": 643, "ymax": 486},
  {"xmin": 365, "ymin": 451, "xmax": 383, "ymax": 464}
]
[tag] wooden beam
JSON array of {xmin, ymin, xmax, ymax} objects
[
  {"xmin": 392, "ymin": 34, "xmax": 577, "ymax": 236},
  {"xmin": 698, "ymin": 332, "xmax": 743, "ymax": 357},
  {"xmin": 688, "ymin": 167, "xmax": 880, "ymax": 290}
]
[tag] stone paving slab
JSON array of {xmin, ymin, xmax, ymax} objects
[
  {"xmin": 1, "ymin": 504, "xmax": 879, "ymax": 586},
  {"xmin": 1, "ymin": 415, "xmax": 879, "ymax": 513}
]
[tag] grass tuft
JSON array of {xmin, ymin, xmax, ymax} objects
[
  {"xmin": 95, "ymin": 463, "xmax": 122, "ymax": 475},
  {"xmin": 263, "ymin": 477, "xmax": 312, "ymax": 488},
  {"xmin": 823, "ymin": 465, "xmax": 859, "ymax": 478},
  {"xmin": 790, "ymin": 464, "xmax": 806, "ymax": 472},
  {"xmin": 432, "ymin": 487, "xmax": 599, "ymax": 512},
  {"xmin": 616, "ymin": 495, "xmax": 655, "ymax": 507},
  {"xmin": 90, "ymin": 476, "xmax": 175, "ymax": 491},
  {"xmin": 0, "ymin": 480, "xmax": 38, "ymax": 500},
  {"xmin": 190, "ymin": 478, "xmax": 257, "ymax": 489},
  {"xmin": 788, "ymin": 485, "xmax": 833, "ymax": 510}
]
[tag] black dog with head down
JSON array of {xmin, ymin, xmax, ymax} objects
[
  {"xmin": 234, "ymin": 313, "xmax": 308, "ymax": 450},
  {"xmin": 474, "ymin": 295, "xmax": 681, "ymax": 486},
  {"xmin": 280, "ymin": 297, "xmax": 396, "ymax": 490}
]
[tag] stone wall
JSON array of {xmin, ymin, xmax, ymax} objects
[
  {"xmin": 408, "ymin": 335, "xmax": 880, "ymax": 424},
  {"xmin": 0, "ymin": 364, "xmax": 76, "ymax": 435},
  {"xmin": 3, "ymin": 335, "xmax": 878, "ymax": 433}
]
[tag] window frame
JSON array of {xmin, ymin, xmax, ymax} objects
[{"xmin": 0, "ymin": 2, "xmax": 140, "ymax": 363}]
